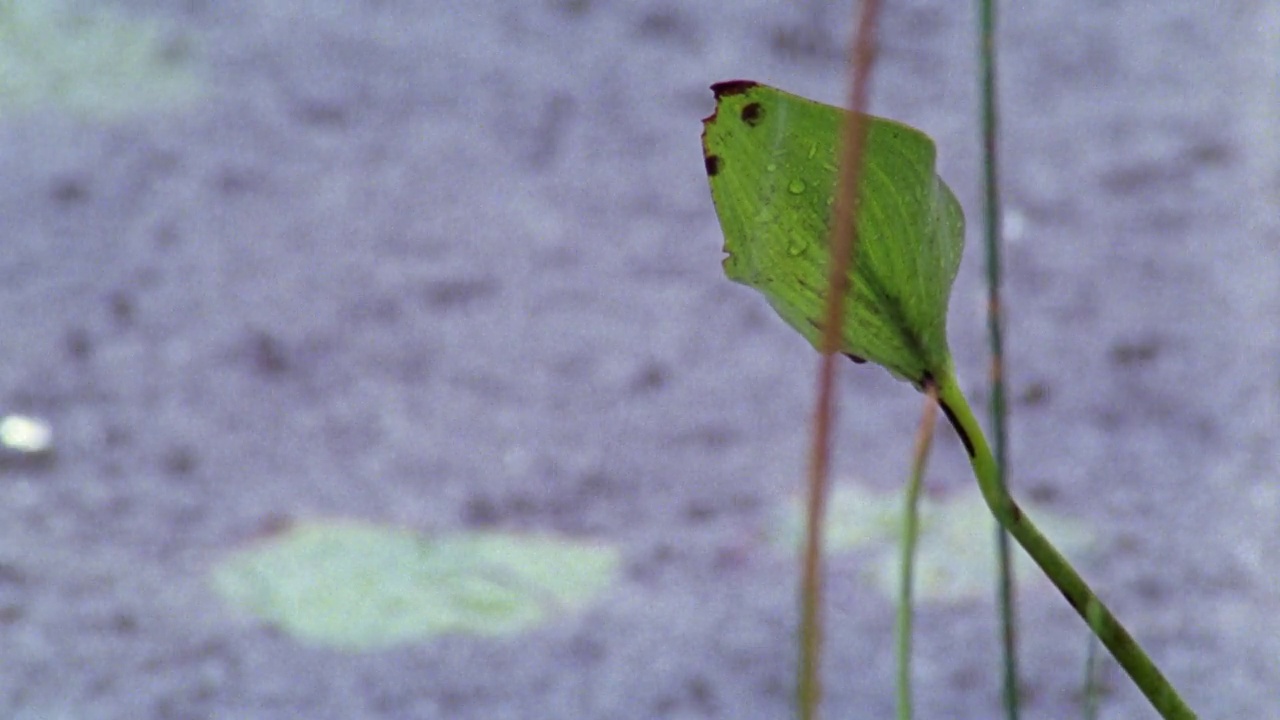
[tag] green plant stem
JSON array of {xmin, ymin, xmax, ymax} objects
[
  {"xmin": 895, "ymin": 463, "xmax": 922, "ymax": 720},
  {"xmin": 976, "ymin": 0, "xmax": 1021, "ymax": 716},
  {"xmin": 897, "ymin": 388, "xmax": 939, "ymax": 720},
  {"xmin": 932, "ymin": 371, "xmax": 1197, "ymax": 720}
]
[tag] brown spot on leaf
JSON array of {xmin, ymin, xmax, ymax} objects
[
  {"xmin": 710, "ymin": 80, "xmax": 759, "ymax": 99},
  {"xmin": 740, "ymin": 102, "xmax": 764, "ymax": 126},
  {"xmin": 704, "ymin": 154, "xmax": 721, "ymax": 176}
]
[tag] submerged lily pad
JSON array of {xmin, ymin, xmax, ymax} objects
[
  {"xmin": 776, "ymin": 482, "xmax": 1093, "ymax": 602},
  {"xmin": 0, "ymin": 1, "xmax": 202, "ymax": 118},
  {"xmin": 774, "ymin": 480, "xmax": 903, "ymax": 551},
  {"xmin": 212, "ymin": 521, "xmax": 619, "ymax": 649}
]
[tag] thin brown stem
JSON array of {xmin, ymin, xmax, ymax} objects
[{"xmin": 798, "ymin": 2, "xmax": 884, "ymax": 719}]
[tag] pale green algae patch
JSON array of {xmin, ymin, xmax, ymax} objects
[
  {"xmin": 212, "ymin": 521, "xmax": 620, "ymax": 650},
  {"xmin": 776, "ymin": 482, "xmax": 1094, "ymax": 602},
  {"xmin": 0, "ymin": 1, "xmax": 202, "ymax": 118}
]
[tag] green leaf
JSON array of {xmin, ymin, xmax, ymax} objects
[
  {"xmin": 701, "ymin": 81, "xmax": 964, "ymax": 384},
  {"xmin": 211, "ymin": 521, "xmax": 619, "ymax": 650}
]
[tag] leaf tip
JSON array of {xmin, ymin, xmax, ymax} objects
[
  {"xmin": 703, "ymin": 80, "xmax": 760, "ymax": 129},
  {"xmin": 710, "ymin": 80, "xmax": 760, "ymax": 99}
]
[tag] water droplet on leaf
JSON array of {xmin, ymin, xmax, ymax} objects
[{"xmin": 787, "ymin": 179, "xmax": 806, "ymax": 194}]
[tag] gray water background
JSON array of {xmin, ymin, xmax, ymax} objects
[{"xmin": 1, "ymin": 1, "xmax": 1278, "ymax": 718}]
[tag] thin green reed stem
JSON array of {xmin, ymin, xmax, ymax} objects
[
  {"xmin": 977, "ymin": 0, "xmax": 1020, "ymax": 716},
  {"xmin": 932, "ymin": 372, "xmax": 1197, "ymax": 720},
  {"xmin": 896, "ymin": 388, "xmax": 939, "ymax": 720},
  {"xmin": 797, "ymin": 2, "xmax": 882, "ymax": 718}
]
